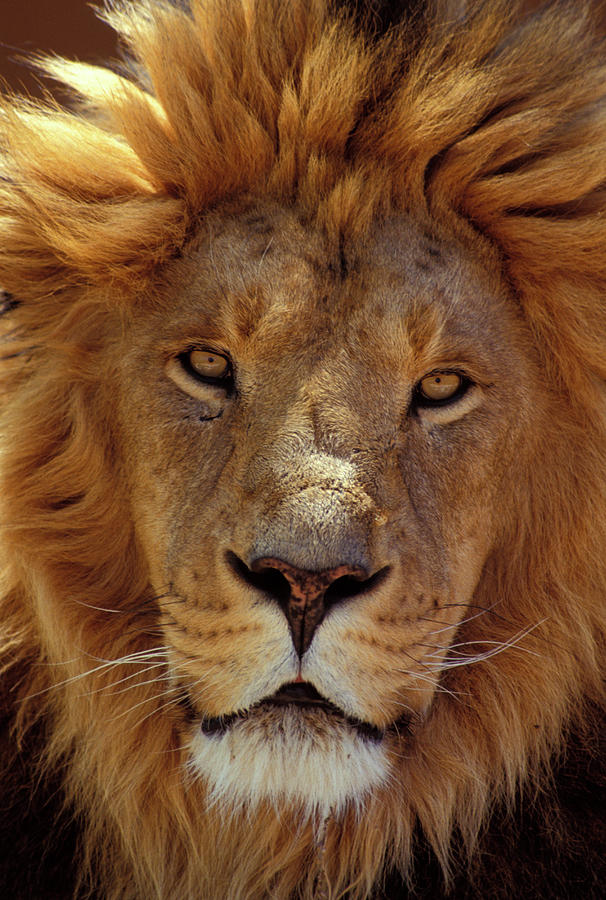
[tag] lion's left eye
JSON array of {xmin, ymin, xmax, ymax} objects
[{"xmin": 416, "ymin": 371, "xmax": 467, "ymax": 405}]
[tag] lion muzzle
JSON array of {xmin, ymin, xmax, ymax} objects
[{"xmin": 248, "ymin": 557, "xmax": 377, "ymax": 656}]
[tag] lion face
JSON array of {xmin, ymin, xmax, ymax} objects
[
  {"xmin": 2, "ymin": 1, "xmax": 606, "ymax": 896},
  {"xmin": 114, "ymin": 200, "xmax": 536, "ymax": 817}
]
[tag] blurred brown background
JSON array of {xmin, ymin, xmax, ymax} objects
[{"xmin": 0, "ymin": 0, "xmax": 117, "ymax": 96}]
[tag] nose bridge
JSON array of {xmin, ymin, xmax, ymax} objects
[
  {"xmin": 249, "ymin": 448, "xmax": 380, "ymax": 572},
  {"xmin": 306, "ymin": 361, "xmax": 370, "ymax": 458},
  {"xmin": 308, "ymin": 390, "xmax": 353, "ymax": 457}
]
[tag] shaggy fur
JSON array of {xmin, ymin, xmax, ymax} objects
[{"xmin": 1, "ymin": 1, "xmax": 605, "ymax": 898}]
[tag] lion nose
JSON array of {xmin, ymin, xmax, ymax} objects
[{"xmin": 238, "ymin": 556, "xmax": 379, "ymax": 656}]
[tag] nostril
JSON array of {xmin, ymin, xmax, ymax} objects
[
  {"xmin": 226, "ymin": 551, "xmax": 390, "ymax": 657},
  {"xmin": 323, "ymin": 566, "xmax": 391, "ymax": 606},
  {"xmin": 225, "ymin": 551, "xmax": 291, "ymax": 604},
  {"xmin": 252, "ymin": 566, "xmax": 292, "ymax": 605}
]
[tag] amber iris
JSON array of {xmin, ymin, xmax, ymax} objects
[
  {"xmin": 419, "ymin": 371, "xmax": 462, "ymax": 402},
  {"xmin": 187, "ymin": 349, "xmax": 231, "ymax": 380}
]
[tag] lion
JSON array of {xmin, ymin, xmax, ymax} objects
[{"xmin": 0, "ymin": 0, "xmax": 605, "ymax": 897}]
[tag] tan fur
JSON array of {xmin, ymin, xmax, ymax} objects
[{"xmin": 1, "ymin": 1, "xmax": 606, "ymax": 898}]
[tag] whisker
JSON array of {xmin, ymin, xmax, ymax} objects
[
  {"xmin": 409, "ymin": 622, "xmax": 546, "ymax": 676},
  {"xmin": 22, "ymin": 647, "xmax": 170, "ymax": 700},
  {"xmin": 82, "ymin": 663, "xmax": 169, "ymax": 696},
  {"xmin": 134, "ymin": 693, "xmax": 186, "ymax": 728},
  {"xmin": 82, "ymin": 646, "xmax": 171, "ymax": 664},
  {"xmin": 419, "ymin": 618, "xmax": 461, "ymax": 634},
  {"xmin": 111, "ymin": 686, "xmax": 180, "ymax": 722},
  {"xmin": 417, "ymin": 598, "xmax": 509, "ymax": 636},
  {"xmin": 73, "ymin": 599, "xmax": 125, "ymax": 614},
  {"xmin": 394, "ymin": 668, "xmax": 455, "ymax": 694},
  {"xmin": 439, "ymin": 602, "xmax": 522, "ymax": 630},
  {"xmin": 438, "ymin": 622, "xmax": 546, "ymax": 670}
]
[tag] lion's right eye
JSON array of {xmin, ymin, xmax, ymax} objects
[{"xmin": 179, "ymin": 348, "xmax": 233, "ymax": 385}]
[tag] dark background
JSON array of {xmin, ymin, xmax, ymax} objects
[{"xmin": 1, "ymin": 0, "xmax": 117, "ymax": 97}]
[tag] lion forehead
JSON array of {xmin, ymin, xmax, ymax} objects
[{"xmin": 151, "ymin": 206, "xmax": 517, "ymax": 363}]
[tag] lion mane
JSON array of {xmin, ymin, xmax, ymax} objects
[{"xmin": 1, "ymin": 1, "xmax": 605, "ymax": 898}]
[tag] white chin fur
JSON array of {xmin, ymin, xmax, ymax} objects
[{"xmin": 187, "ymin": 706, "xmax": 390, "ymax": 819}]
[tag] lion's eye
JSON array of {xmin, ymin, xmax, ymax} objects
[
  {"xmin": 417, "ymin": 371, "xmax": 465, "ymax": 405},
  {"xmin": 182, "ymin": 349, "xmax": 232, "ymax": 383}
]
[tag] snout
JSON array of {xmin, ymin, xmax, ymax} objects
[
  {"xmin": 226, "ymin": 551, "xmax": 390, "ymax": 656},
  {"xmin": 228, "ymin": 474, "xmax": 391, "ymax": 656}
]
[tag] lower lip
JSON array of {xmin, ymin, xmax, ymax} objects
[{"xmin": 199, "ymin": 700, "xmax": 409, "ymax": 743}]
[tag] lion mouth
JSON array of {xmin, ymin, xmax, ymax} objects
[{"xmin": 199, "ymin": 681, "xmax": 407, "ymax": 742}]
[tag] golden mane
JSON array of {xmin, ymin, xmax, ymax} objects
[
  {"xmin": 1, "ymin": 0, "xmax": 606, "ymax": 376},
  {"xmin": 1, "ymin": 1, "xmax": 606, "ymax": 898}
]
